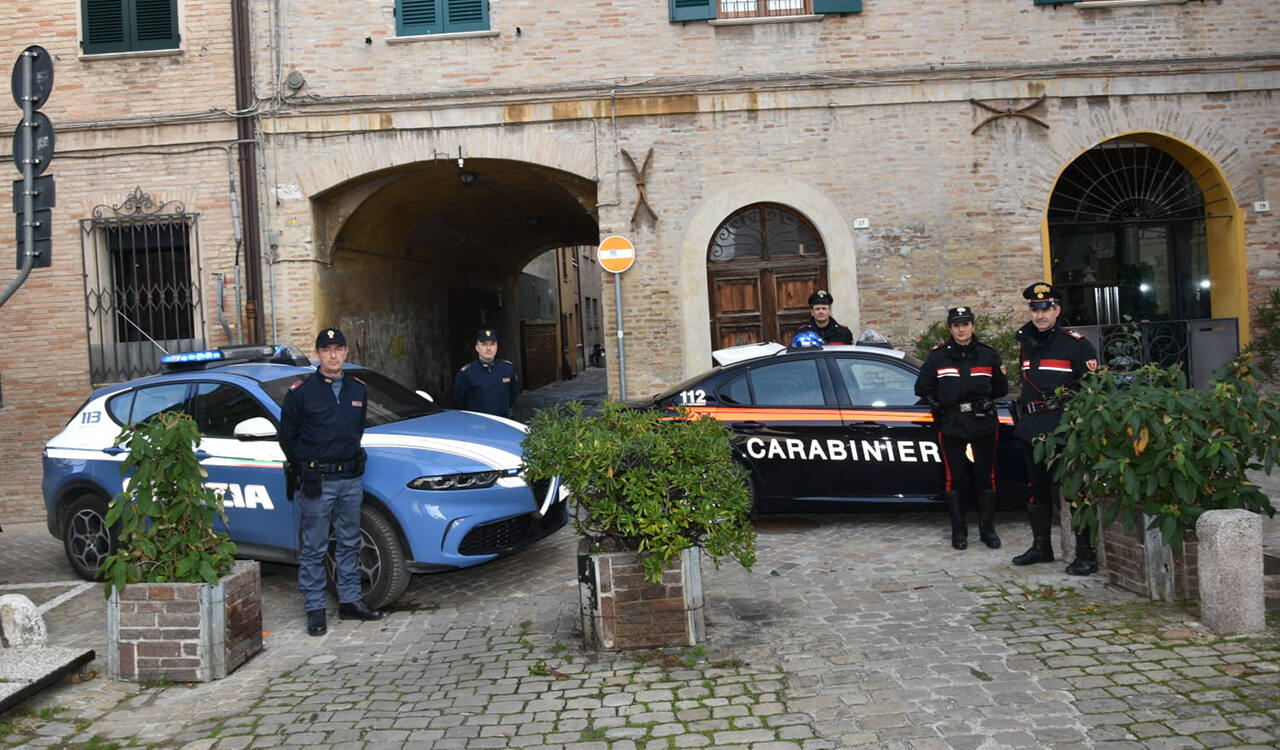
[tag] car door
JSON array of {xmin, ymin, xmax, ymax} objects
[
  {"xmin": 719, "ymin": 355, "xmax": 848, "ymax": 502},
  {"xmin": 829, "ymin": 355, "xmax": 944, "ymax": 499},
  {"xmin": 189, "ymin": 381, "xmax": 297, "ymax": 557}
]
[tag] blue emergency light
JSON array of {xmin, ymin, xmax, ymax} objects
[{"xmin": 160, "ymin": 349, "xmax": 224, "ymax": 365}]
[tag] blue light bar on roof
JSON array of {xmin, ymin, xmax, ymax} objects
[{"xmin": 160, "ymin": 349, "xmax": 224, "ymax": 365}]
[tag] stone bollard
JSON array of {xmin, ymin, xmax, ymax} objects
[
  {"xmin": 0, "ymin": 594, "xmax": 48, "ymax": 647},
  {"xmin": 1196, "ymin": 509, "xmax": 1264, "ymax": 636}
]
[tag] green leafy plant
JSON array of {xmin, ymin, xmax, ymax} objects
[
  {"xmin": 521, "ymin": 401, "xmax": 756, "ymax": 583},
  {"xmin": 99, "ymin": 411, "xmax": 238, "ymax": 593},
  {"xmin": 1037, "ymin": 359, "xmax": 1280, "ymax": 551},
  {"xmin": 1243, "ymin": 287, "xmax": 1280, "ymax": 385}
]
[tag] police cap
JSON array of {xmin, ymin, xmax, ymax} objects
[
  {"xmin": 316, "ymin": 327, "xmax": 346, "ymax": 349},
  {"xmin": 808, "ymin": 289, "xmax": 834, "ymax": 307},
  {"xmin": 1022, "ymin": 282, "xmax": 1061, "ymax": 309},
  {"xmin": 947, "ymin": 306, "xmax": 975, "ymax": 325},
  {"xmin": 475, "ymin": 328, "xmax": 499, "ymax": 343}
]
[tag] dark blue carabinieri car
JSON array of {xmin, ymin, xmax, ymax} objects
[{"xmin": 631, "ymin": 342, "xmax": 1027, "ymax": 513}]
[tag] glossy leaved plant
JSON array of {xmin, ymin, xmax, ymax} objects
[
  {"xmin": 1036, "ymin": 358, "xmax": 1280, "ymax": 551},
  {"xmin": 100, "ymin": 410, "xmax": 238, "ymax": 594},
  {"xmin": 521, "ymin": 401, "xmax": 756, "ymax": 584}
]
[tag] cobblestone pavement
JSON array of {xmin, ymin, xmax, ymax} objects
[{"xmin": 2, "ymin": 368, "xmax": 1278, "ymax": 748}]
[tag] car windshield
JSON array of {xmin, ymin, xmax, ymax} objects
[{"xmin": 261, "ymin": 368, "xmax": 441, "ymax": 427}]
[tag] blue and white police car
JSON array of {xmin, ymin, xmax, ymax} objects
[
  {"xmin": 633, "ymin": 341, "xmax": 1028, "ymax": 513},
  {"xmin": 42, "ymin": 345, "xmax": 566, "ymax": 608}
]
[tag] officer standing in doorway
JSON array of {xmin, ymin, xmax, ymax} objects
[
  {"xmin": 1010, "ymin": 283, "xmax": 1100, "ymax": 574},
  {"xmin": 915, "ymin": 306, "xmax": 1008, "ymax": 550},
  {"xmin": 794, "ymin": 289, "xmax": 854, "ymax": 344},
  {"xmin": 279, "ymin": 327, "xmax": 383, "ymax": 636},
  {"xmin": 452, "ymin": 328, "xmax": 519, "ymax": 417}
]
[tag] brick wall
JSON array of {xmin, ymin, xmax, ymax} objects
[
  {"xmin": 1101, "ymin": 519, "xmax": 1200, "ymax": 602},
  {"xmin": 521, "ymin": 321, "xmax": 558, "ymax": 391},
  {"xmin": 580, "ymin": 544, "xmax": 704, "ymax": 649}
]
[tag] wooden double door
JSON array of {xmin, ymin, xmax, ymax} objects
[{"xmin": 708, "ymin": 260, "xmax": 828, "ymax": 351}]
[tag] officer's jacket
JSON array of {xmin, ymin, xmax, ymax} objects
[
  {"xmin": 278, "ymin": 369, "xmax": 368, "ymax": 467},
  {"xmin": 1013, "ymin": 321, "xmax": 1098, "ymax": 440},
  {"xmin": 795, "ymin": 316, "xmax": 853, "ymax": 345},
  {"xmin": 452, "ymin": 358, "xmax": 519, "ymax": 417},
  {"xmin": 914, "ymin": 338, "xmax": 1008, "ymax": 440}
]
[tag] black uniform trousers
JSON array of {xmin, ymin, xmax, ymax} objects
[{"xmin": 938, "ymin": 432, "xmax": 998, "ymax": 497}]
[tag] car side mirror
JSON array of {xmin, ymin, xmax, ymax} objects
[
  {"xmin": 233, "ymin": 416, "xmax": 278, "ymax": 440},
  {"xmin": 416, "ymin": 389, "xmax": 434, "ymax": 403}
]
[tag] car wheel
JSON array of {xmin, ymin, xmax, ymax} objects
[
  {"xmin": 326, "ymin": 504, "xmax": 409, "ymax": 610},
  {"xmin": 62, "ymin": 494, "xmax": 117, "ymax": 580}
]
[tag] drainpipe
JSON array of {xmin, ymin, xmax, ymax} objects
[{"xmin": 232, "ymin": 0, "xmax": 265, "ymax": 344}]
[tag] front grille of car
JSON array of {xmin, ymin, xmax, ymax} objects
[{"xmin": 458, "ymin": 499, "xmax": 568, "ymax": 556}]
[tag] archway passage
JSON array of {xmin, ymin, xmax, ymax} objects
[
  {"xmin": 313, "ymin": 159, "xmax": 598, "ymax": 402},
  {"xmin": 707, "ymin": 203, "xmax": 828, "ymax": 350}
]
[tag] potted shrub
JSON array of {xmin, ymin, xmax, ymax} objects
[
  {"xmin": 521, "ymin": 401, "xmax": 756, "ymax": 649},
  {"xmin": 100, "ymin": 411, "xmax": 263, "ymax": 682},
  {"xmin": 1037, "ymin": 358, "xmax": 1280, "ymax": 600}
]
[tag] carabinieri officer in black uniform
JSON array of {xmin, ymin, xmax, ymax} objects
[
  {"xmin": 452, "ymin": 328, "xmax": 519, "ymax": 418},
  {"xmin": 915, "ymin": 306, "xmax": 1008, "ymax": 550},
  {"xmin": 794, "ymin": 289, "xmax": 854, "ymax": 344},
  {"xmin": 1010, "ymin": 283, "xmax": 1100, "ymax": 574},
  {"xmin": 279, "ymin": 327, "xmax": 383, "ymax": 636}
]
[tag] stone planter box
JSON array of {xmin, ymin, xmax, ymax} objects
[
  {"xmin": 107, "ymin": 560, "xmax": 263, "ymax": 682},
  {"xmin": 1099, "ymin": 513, "xmax": 1198, "ymax": 602},
  {"xmin": 577, "ymin": 540, "xmax": 704, "ymax": 649}
]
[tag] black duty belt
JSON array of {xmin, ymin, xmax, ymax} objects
[
  {"xmin": 944, "ymin": 401, "xmax": 982, "ymax": 413},
  {"xmin": 1019, "ymin": 400, "xmax": 1060, "ymax": 415},
  {"xmin": 304, "ymin": 458, "xmax": 361, "ymax": 474}
]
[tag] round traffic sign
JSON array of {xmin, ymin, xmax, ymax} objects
[
  {"xmin": 11, "ymin": 45, "xmax": 53, "ymax": 110},
  {"xmin": 598, "ymin": 235, "xmax": 635, "ymax": 274},
  {"xmin": 12, "ymin": 112, "xmax": 55, "ymax": 176}
]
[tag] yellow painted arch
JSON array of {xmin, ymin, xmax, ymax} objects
[{"xmin": 1040, "ymin": 132, "xmax": 1247, "ymax": 346}]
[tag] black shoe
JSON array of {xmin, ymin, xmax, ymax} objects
[
  {"xmin": 1011, "ymin": 544, "xmax": 1054, "ymax": 566},
  {"xmin": 338, "ymin": 600, "xmax": 383, "ymax": 621},
  {"xmin": 979, "ymin": 523, "xmax": 1002, "ymax": 549},
  {"xmin": 1064, "ymin": 557, "xmax": 1099, "ymax": 576},
  {"xmin": 306, "ymin": 609, "xmax": 326, "ymax": 636}
]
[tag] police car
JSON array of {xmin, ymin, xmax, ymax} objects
[
  {"xmin": 42, "ymin": 345, "xmax": 567, "ymax": 609},
  {"xmin": 634, "ymin": 341, "xmax": 1027, "ymax": 512}
]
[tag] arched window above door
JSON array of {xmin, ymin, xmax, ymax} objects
[
  {"xmin": 1048, "ymin": 143, "xmax": 1214, "ymax": 224},
  {"xmin": 710, "ymin": 204, "xmax": 825, "ymax": 262}
]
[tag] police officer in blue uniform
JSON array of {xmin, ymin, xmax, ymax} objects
[
  {"xmin": 279, "ymin": 327, "xmax": 383, "ymax": 636},
  {"xmin": 1010, "ymin": 283, "xmax": 1100, "ymax": 574},
  {"xmin": 452, "ymin": 328, "xmax": 519, "ymax": 417},
  {"xmin": 915, "ymin": 306, "xmax": 1008, "ymax": 550},
  {"xmin": 794, "ymin": 289, "xmax": 854, "ymax": 344}
]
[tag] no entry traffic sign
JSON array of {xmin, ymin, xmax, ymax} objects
[{"xmin": 598, "ymin": 235, "xmax": 635, "ymax": 274}]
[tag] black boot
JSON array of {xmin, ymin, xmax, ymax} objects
[
  {"xmin": 1064, "ymin": 531, "xmax": 1098, "ymax": 576},
  {"xmin": 1011, "ymin": 503, "xmax": 1054, "ymax": 565},
  {"xmin": 978, "ymin": 490, "xmax": 1001, "ymax": 549},
  {"xmin": 943, "ymin": 492, "xmax": 968, "ymax": 550}
]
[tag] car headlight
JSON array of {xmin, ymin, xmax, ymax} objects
[{"xmin": 407, "ymin": 470, "xmax": 502, "ymax": 491}]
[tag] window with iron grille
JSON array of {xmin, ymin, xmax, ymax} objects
[
  {"xmin": 81, "ymin": 189, "xmax": 205, "ymax": 384},
  {"xmin": 396, "ymin": 0, "xmax": 489, "ymax": 36},
  {"xmin": 669, "ymin": 0, "xmax": 860, "ymax": 21},
  {"xmin": 81, "ymin": 0, "xmax": 179, "ymax": 55}
]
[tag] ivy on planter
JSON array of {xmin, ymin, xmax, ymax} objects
[
  {"xmin": 100, "ymin": 411, "xmax": 238, "ymax": 593},
  {"xmin": 1037, "ymin": 358, "xmax": 1280, "ymax": 551},
  {"xmin": 521, "ymin": 401, "xmax": 756, "ymax": 583}
]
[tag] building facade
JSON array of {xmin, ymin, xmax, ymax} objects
[{"xmin": 1, "ymin": 0, "xmax": 1277, "ymax": 520}]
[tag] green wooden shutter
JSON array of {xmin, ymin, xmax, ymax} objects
[
  {"xmin": 83, "ymin": 0, "xmax": 129, "ymax": 54},
  {"xmin": 132, "ymin": 0, "xmax": 179, "ymax": 51},
  {"xmin": 443, "ymin": 0, "xmax": 487, "ymax": 32},
  {"xmin": 1033, "ymin": 0, "xmax": 1079, "ymax": 5},
  {"xmin": 814, "ymin": 0, "xmax": 863, "ymax": 13},
  {"xmin": 398, "ymin": 0, "xmax": 441, "ymax": 35},
  {"xmin": 670, "ymin": 0, "xmax": 715, "ymax": 23}
]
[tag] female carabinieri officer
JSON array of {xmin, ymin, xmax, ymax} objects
[{"xmin": 915, "ymin": 306, "xmax": 1008, "ymax": 550}]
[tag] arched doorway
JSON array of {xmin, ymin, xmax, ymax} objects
[{"xmin": 706, "ymin": 203, "xmax": 827, "ymax": 349}]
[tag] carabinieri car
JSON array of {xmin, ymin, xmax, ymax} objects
[
  {"xmin": 42, "ymin": 345, "xmax": 566, "ymax": 609},
  {"xmin": 631, "ymin": 342, "xmax": 1027, "ymax": 513}
]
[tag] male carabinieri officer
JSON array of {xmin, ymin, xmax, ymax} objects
[
  {"xmin": 1010, "ymin": 283, "xmax": 1100, "ymax": 574},
  {"xmin": 279, "ymin": 327, "xmax": 383, "ymax": 636},
  {"xmin": 794, "ymin": 289, "xmax": 853, "ymax": 344},
  {"xmin": 452, "ymin": 328, "xmax": 519, "ymax": 417}
]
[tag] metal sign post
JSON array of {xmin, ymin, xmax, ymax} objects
[
  {"xmin": 1, "ymin": 45, "xmax": 54, "ymax": 308},
  {"xmin": 598, "ymin": 235, "xmax": 636, "ymax": 400}
]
